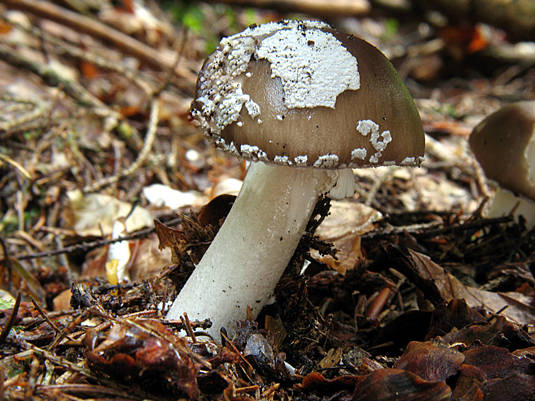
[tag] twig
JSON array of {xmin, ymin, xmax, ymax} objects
[
  {"xmin": 0, "ymin": 292, "xmax": 21, "ymax": 345},
  {"xmin": 0, "ymin": 237, "xmax": 13, "ymax": 292},
  {"xmin": 0, "ymin": 0, "xmax": 194, "ymax": 83},
  {"xmin": 0, "ymin": 154, "xmax": 31, "ymax": 180},
  {"xmin": 35, "ymin": 384, "xmax": 146, "ymax": 400},
  {"xmin": 0, "ymin": 362, "xmax": 4, "ymax": 401},
  {"xmin": 11, "ymin": 338, "xmax": 153, "ymax": 400},
  {"xmin": 0, "ymin": 14, "xmax": 154, "ymax": 96},
  {"xmin": 182, "ymin": 312, "xmax": 197, "ymax": 343},
  {"xmin": 471, "ymin": 157, "xmax": 491, "ymax": 199},
  {"xmin": 0, "ymin": 44, "xmax": 106, "ymax": 110},
  {"xmin": 363, "ymin": 215, "xmax": 513, "ymax": 239},
  {"xmin": 366, "ymin": 287, "xmax": 392, "ymax": 320},
  {"xmin": 82, "ymin": 97, "xmax": 160, "ymax": 192},
  {"xmin": 0, "ymin": 96, "xmax": 51, "ymax": 134},
  {"xmin": 13, "ymin": 219, "xmax": 169, "ymax": 261},
  {"xmin": 29, "ymin": 297, "xmax": 76, "ymax": 346}
]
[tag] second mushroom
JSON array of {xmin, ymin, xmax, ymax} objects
[{"xmin": 167, "ymin": 20, "xmax": 425, "ymax": 338}]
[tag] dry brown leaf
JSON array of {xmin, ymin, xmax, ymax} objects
[
  {"xmin": 352, "ymin": 368, "xmax": 452, "ymax": 401},
  {"xmin": 311, "ymin": 200, "xmax": 382, "ymax": 274},
  {"xmin": 318, "ymin": 347, "xmax": 344, "ymax": 370},
  {"xmin": 402, "ymin": 248, "xmax": 535, "ymax": 326},
  {"xmin": 394, "ymin": 341, "xmax": 465, "ymax": 382}
]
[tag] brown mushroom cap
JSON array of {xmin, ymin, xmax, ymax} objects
[
  {"xmin": 191, "ymin": 20, "xmax": 425, "ymax": 169},
  {"xmin": 469, "ymin": 101, "xmax": 535, "ymax": 200}
]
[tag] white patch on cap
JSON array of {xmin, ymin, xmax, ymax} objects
[
  {"xmin": 274, "ymin": 155, "xmax": 291, "ymax": 165},
  {"xmin": 294, "ymin": 155, "xmax": 308, "ymax": 166},
  {"xmin": 401, "ymin": 156, "xmax": 424, "ymax": 166},
  {"xmin": 192, "ymin": 20, "xmax": 359, "ymax": 158},
  {"xmin": 370, "ymin": 130, "xmax": 392, "ymax": 152},
  {"xmin": 256, "ymin": 24, "xmax": 359, "ymax": 109},
  {"xmin": 356, "ymin": 119, "xmax": 375, "ymax": 137},
  {"xmin": 245, "ymin": 98, "xmax": 261, "ymax": 119},
  {"xmin": 351, "ymin": 148, "xmax": 367, "ymax": 160},
  {"xmin": 356, "ymin": 119, "xmax": 392, "ymax": 164},
  {"xmin": 215, "ymin": 138, "xmax": 240, "ymax": 157},
  {"xmin": 228, "ymin": 142, "xmax": 239, "ymax": 155},
  {"xmin": 241, "ymin": 144, "xmax": 259, "ymax": 158},
  {"xmin": 239, "ymin": 144, "xmax": 268, "ymax": 161},
  {"xmin": 314, "ymin": 154, "xmax": 339, "ymax": 168},
  {"xmin": 192, "ymin": 35, "xmax": 258, "ymax": 135},
  {"xmin": 369, "ymin": 152, "xmax": 382, "ymax": 164},
  {"xmin": 401, "ymin": 156, "xmax": 415, "ymax": 165}
]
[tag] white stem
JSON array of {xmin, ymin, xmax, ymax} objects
[
  {"xmin": 166, "ymin": 162, "xmax": 338, "ymax": 338},
  {"xmin": 487, "ymin": 186, "xmax": 535, "ymax": 228}
]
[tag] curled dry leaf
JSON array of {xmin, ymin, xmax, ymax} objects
[
  {"xmin": 352, "ymin": 368, "xmax": 452, "ymax": 401},
  {"xmin": 395, "ymin": 247, "xmax": 535, "ymax": 326},
  {"xmin": 461, "ymin": 344, "xmax": 535, "ymax": 401},
  {"xmin": 197, "ymin": 194, "xmax": 236, "ymax": 227},
  {"xmin": 482, "ymin": 371, "xmax": 535, "ymax": 401},
  {"xmin": 154, "ymin": 217, "xmax": 216, "ymax": 265},
  {"xmin": 463, "ymin": 344, "xmax": 532, "ymax": 379},
  {"xmin": 452, "ymin": 364, "xmax": 486, "ymax": 401},
  {"xmin": 0, "ymin": 257, "xmax": 45, "ymax": 303},
  {"xmin": 297, "ymin": 371, "xmax": 361, "ymax": 395},
  {"xmin": 81, "ymin": 235, "xmax": 171, "ymax": 281},
  {"xmin": 312, "ymin": 200, "xmax": 382, "ymax": 274},
  {"xmin": 242, "ymin": 332, "xmax": 292, "ymax": 380},
  {"xmin": 64, "ymin": 190, "xmax": 153, "ymax": 236},
  {"xmin": 84, "ymin": 321, "xmax": 200, "ymax": 399},
  {"xmin": 442, "ymin": 314, "xmax": 535, "ymax": 349},
  {"xmin": 394, "ymin": 340, "xmax": 465, "ymax": 382}
]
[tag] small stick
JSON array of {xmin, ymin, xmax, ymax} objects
[
  {"xmin": 0, "ymin": 292, "xmax": 21, "ymax": 345},
  {"xmin": 182, "ymin": 313, "xmax": 197, "ymax": 343},
  {"xmin": 29, "ymin": 297, "xmax": 76, "ymax": 346},
  {"xmin": 366, "ymin": 287, "xmax": 392, "ymax": 320},
  {"xmin": 83, "ymin": 97, "xmax": 160, "ymax": 192},
  {"xmin": 0, "ymin": 0, "xmax": 194, "ymax": 81},
  {"xmin": 13, "ymin": 217, "xmax": 182, "ymax": 261}
]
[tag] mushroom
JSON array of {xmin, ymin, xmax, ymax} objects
[
  {"xmin": 167, "ymin": 20, "xmax": 425, "ymax": 338},
  {"xmin": 469, "ymin": 101, "xmax": 535, "ymax": 227}
]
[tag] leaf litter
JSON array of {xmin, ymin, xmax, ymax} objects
[{"xmin": 0, "ymin": 1, "xmax": 534, "ymax": 400}]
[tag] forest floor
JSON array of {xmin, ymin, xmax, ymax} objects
[{"xmin": 0, "ymin": 1, "xmax": 534, "ymax": 400}]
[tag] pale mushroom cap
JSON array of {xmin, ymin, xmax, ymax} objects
[
  {"xmin": 191, "ymin": 20, "xmax": 425, "ymax": 169},
  {"xmin": 469, "ymin": 101, "xmax": 535, "ymax": 200}
]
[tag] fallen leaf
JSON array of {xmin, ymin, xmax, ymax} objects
[
  {"xmin": 64, "ymin": 190, "xmax": 153, "ymax": 236},
  {"xmin": 84, "ymin": 321, "xmax": 200, "ymax": 399},
  {"xmin": 312, "ymin": 200, "xmax": 382, "ymax": 274},
  {"xmin": 352, "ymin": 368, "xmax": 451, "ymax": 401},
  {"xmin": 452, "ymin": 364, "xmax": 485, "ymax": 401},
  {"xmin": 394, "ymin": 341, "xmax": 465, "ymax": 382},
  {"xmin": 395, "ymin": 247, "xmax": 535, "ymax": 325}
]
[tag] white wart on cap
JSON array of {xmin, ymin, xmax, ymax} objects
[{"xmin": 191, "ymin": 20, "xmax": 425, "ymax": 168}]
